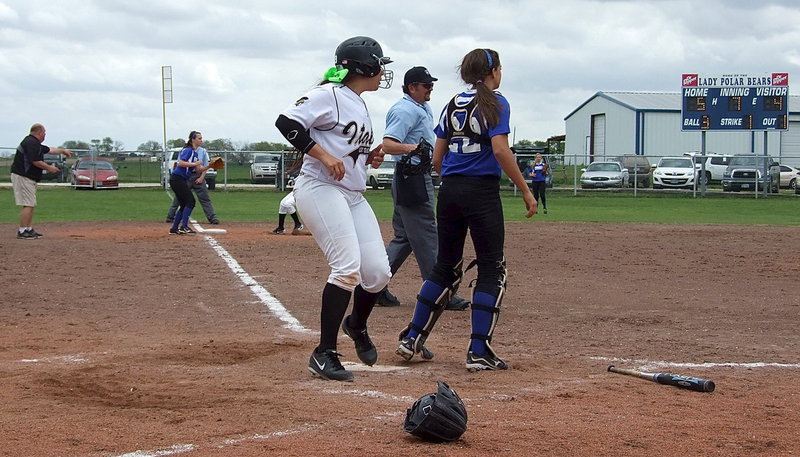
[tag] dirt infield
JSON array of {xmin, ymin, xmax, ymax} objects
[{"xmin": 1, "ymin": 220, "xmax": 799, "ymax": 456}]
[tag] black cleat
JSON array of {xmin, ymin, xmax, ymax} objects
[
  {"xmin": 16, "ymin": 229, "xmax": 39, "ymax": 240},
  {"xmin": 445, "ymin": 294, "xmax": 470, "ymax": 311},
  {"xmin": 466, "ymin": 349, "xmax": 508, "ymax": 371},
  {"xmin": 308, "ymin": 349, "xmax": 353, "ymax": 382},
  {"xmin": 376, "ymin": 288, "xmax": 401, "ymax": 307},
  {"xmin": 396, "ymin": 337, "xmax": 434, "ymax": 361},
  {"xmin": 342, "ymin": 315, "xmax": 377, "ymax": 366}
]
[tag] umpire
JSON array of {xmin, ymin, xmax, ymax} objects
[
  {"xmin": 377, "ymin": 66, "xmax": 469, "ymax": 310},
  {"xmin": 165, "ymin": 145, "xmax": 219, "ymax": 224}
]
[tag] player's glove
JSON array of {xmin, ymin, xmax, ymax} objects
[
  {"xmin": 209, "ymin": 156, "xmax": 225, "ymax": 170},
  {"xmin": 398, "ymin": 138, "xmax": 433, "ymax": 177}
]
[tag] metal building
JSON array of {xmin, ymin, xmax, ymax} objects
[{"xmin": 564, "ymin": 91, "xmax": 800, "ymax": 166}]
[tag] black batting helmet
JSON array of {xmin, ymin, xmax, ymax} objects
[
  {"xmin": 403, "ymin": 381, "xmax": 468, "ymax": 442},
  {"xmin": 335, "ymin": 36, "xmax": 393, "ymax": 88}
]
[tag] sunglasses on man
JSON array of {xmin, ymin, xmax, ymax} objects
[{"xmin": 414, "ymin": 82, "xmax": 434, "ymax": 89}]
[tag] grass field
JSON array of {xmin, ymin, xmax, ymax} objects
[{"xmin": 1, "ymin": 186, "xmax": 798, "ymax": 225}]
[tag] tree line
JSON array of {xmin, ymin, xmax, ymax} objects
[
  {"xmin": 58, "ymin": 138, "xmax": 292, "ymax": 154},
  {"xmin": 57, "ymin": 137, "xmax": 564, "ymax": 157}
]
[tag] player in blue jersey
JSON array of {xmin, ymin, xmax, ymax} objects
[
  {"xmin": 396, "ymin": 48, "xmax": 537, "ymax": 371},
  {"xmin": 168, "ymin": 131, "xmax": 208, "ymax": 235},
  {"xmin": 526, "ymin": 153, "xmax": 549, "ymax": 214}
]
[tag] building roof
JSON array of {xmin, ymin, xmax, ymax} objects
[{"xmin": 565, "ymin": 91, "xmax": 800, "ymax": 120}]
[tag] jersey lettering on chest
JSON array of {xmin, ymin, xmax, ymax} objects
[{"xmin": 342, "ymin": 121, "xmax": 373, "ymax": 166}]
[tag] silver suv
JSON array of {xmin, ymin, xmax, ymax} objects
[{"xmin": 721, "ymin": 155, "xmax": 780, "ymax": 193}]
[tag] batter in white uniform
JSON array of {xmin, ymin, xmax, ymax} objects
[{"xmin": 275, "ymin": 36, "xmax": 394, "ymax": 382}]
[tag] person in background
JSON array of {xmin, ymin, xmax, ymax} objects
[
  {"xmin": 526, "ymin": 153, "xmax": 549, "ymax": 214},
  {"xmin": 169, "ymin": 131, "xmax": 209, "ymax": 235},
  {"xmin": 271, "ymin": 191, "xmax": 305, "ymax": 235},
  {"xmin": 166, "ymin": 143, "xmax": 219, "ymax": 225},
  {"xmin": 10, "ymin": 123, "xmax": 72, "ymax": 239}
]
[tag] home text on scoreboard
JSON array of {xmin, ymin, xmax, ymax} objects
[{"xmin": 681, "ymin": 73, "xmax": 789, "ymax": 131}]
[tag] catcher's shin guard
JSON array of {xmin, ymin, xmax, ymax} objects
[
  {"xmin": 469, "ymin": 259, "xmax": 508, "ymax": 356},
  {"xmin": 399, "ymin": 281, "xmax": 448, "ymax": 354}
]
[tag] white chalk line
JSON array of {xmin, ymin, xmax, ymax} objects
[
  {"xmin": 19, "ymin": 354, "xmax": 89, "ymax": 364},
  {"xmin": 115, "ymin": 444, "xmax": 195, "ymax": 457},
  {"xmin": 111, "ymin": 425, "xmax": 317, "ymax": 457},
  {"xmin": 162, "ymin": 189, "xmax": 308, "ymax": 333},
  {"xmin": 204, "ymin": 235, "xmax": 312, "ymax": 334},
  {"xmin": 109, "ymin": 386, "xmax": 411, "ymax": 456},
  {"xmin": 591, "ymin": 356, "xmax": 800, "ymax": 371}
]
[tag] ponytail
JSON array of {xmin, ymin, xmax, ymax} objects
[{"xmin": 458, "ymin": 49, "xmax": 501, "ymax": 127}]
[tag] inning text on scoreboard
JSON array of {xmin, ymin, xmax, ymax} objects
[{"xmin": 681, "ymin": 73, "xmax": 789, "ymax": 131}]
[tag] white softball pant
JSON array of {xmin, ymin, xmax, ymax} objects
[
  {"xmin": 278, "ymin": 192, "xmax": 297, "ymax": 215},
  {"xmin": 294, "ymin": 174, "xmax": 391, "ymax": 293}
]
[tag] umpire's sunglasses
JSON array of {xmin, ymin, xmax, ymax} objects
[{"xmin": 414, "ymin": 82, "xmax": 434, "ymax": 89}]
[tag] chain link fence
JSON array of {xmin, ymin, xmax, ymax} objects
[
  {"xmin": 2, "ymin": 147, "xmax": 798, "ymax": 198},
  {"xmin": 512, "ymin": 153, "xmax": 800, "ymax": 198}
]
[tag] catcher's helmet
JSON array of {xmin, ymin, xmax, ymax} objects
[
  {"xmin": 403, "ymin": 381, "xmax": 468, "ymax": 442},
  {"xmin": 335, "ymin": 36, "xmax": 393, "ymax": 88}
]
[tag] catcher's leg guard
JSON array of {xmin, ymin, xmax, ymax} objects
[
  {"xmin": 398, "ymin": 261, "xmax": 466, "ymax": 360},
  {"xmin": 468, "ymin": 259, "xmax": 507, "ymax": 357}
]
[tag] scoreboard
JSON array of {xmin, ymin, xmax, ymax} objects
[{"xmin": 681, "ymin": 73, "xmax": 789, "ymax": 131}]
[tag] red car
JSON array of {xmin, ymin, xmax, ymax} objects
[{"xmin": 70, "ymin": 158, "xmax": 119, "ymax": 189}]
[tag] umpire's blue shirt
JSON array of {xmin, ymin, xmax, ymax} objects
[{"xmin": 384, "ymin": 94, "xmax": 435, "ymax": 164}]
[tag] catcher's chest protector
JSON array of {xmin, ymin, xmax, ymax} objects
[{"xmin": 445, "ymin": 96, "xmax": 490, "ymax": 146}]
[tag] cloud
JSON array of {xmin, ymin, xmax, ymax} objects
[{"xmin": 0, "ymin": 0, "xmax": 798, "ymax": 151}]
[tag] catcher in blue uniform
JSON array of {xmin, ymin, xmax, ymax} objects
[{"xmin": 396, "ymin": 48, "xmax": 536, "ymax": 371}]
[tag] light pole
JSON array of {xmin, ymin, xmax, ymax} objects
[{"xmin": 161, "ymin": 66, "xmax": 173, "ymax": 188}]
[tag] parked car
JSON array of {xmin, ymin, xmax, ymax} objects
[
  {"xmin": 71, "ymin": 158, "xmax": 119, "ymax": 189},
  {"xmin": 160, "ymin": 149, "xmax": 218, "ymax": 189},
  {"xmin": 366, "ymin": 157, "xmax": 395, "ymax": 189},
  {"xmin": 652, "ymin": 157, "xmax": 698, "ymax": 189},
  {"xmin": 721, "ymin": 154, "xmax": 780, "ymax": 193},
  {"xmin": 684, "ymin": 152, "xmax": 733, "ymax": 184},
  {"xmin": 40, "ymin": 153, "xmax": 69, "ymax": 183},
  {"xmin": 580, "ymin": 161, "xmax": 629, "ymax": 188},
  {"xmin": 250, "ymin": 153, "xmax": 282, "ymax": 184},
  {"xmin": 779, "ymin": 164, "xmax": 800, "ymax": 189},
  {"xmin": 613, "ymin": 155, "xmax": 651, "ymax": 187}
]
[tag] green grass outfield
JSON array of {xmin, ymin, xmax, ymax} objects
[{"xmin": 1, "ymin": 187, "xmax": 798, "ymax": 225}]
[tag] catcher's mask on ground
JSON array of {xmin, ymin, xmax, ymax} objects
[{"xmin": 403, "ymin": 381, "xmax": 468, "ymax": 442}]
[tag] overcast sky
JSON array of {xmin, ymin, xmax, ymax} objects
[{"xmin": 1, "ymin": 0, "xmax": 798, "ymax": 152}]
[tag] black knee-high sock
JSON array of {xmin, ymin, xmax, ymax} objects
[
  {"xmin": 318, "ymin": 283, "xmax": 352, "ymax": 351},
  {"xmin": 349, "ymin": 285, "xmax": 378, "ymax": 330},
  {"xmin": 290, "ymin": 213, "xmax": 301, "ymax": 226},
  {"xmin": 277, "ymin": 213, "xmax": 287, "ymax": 229}
]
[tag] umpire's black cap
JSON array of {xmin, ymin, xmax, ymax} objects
[{"xmin": 404, "ymin": 66, "xmax": 438, "ymax": 87}]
